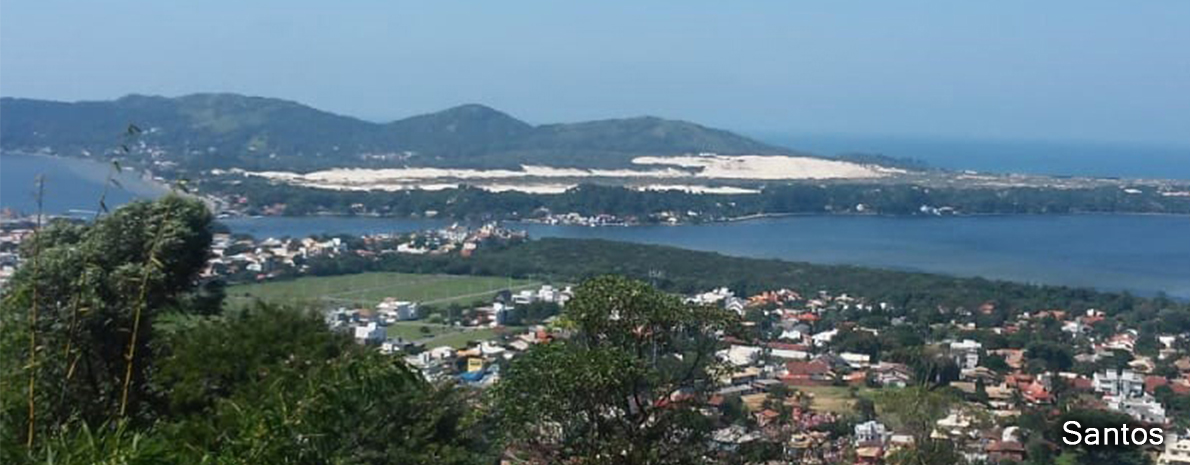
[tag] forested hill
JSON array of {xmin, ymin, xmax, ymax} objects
[{"xmin": 0, "ymin": 93, "xmax": 794, "ymax": 171}]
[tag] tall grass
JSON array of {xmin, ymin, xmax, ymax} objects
[{"xmin": 25, "ymin": 176, "xmax": 45, "ymax": 447}]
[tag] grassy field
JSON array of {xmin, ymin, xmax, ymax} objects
[
  {"xmin": 385, "ymin": 321, "xmax": 456, "ymax": 340},
  {"xmin": 226, "ymin": 272, "xmax": 539, "ymax": 309},
  {"xmin": 384, "ymin": 321, "xmax": 523, "ymax": 349},
  {"xmin": 798, "ymin": 386, "xmax": 877, "ymax": 414}
]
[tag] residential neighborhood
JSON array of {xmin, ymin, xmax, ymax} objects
[{"xmin": 325, "ymin": 273, "xmax": 1190, "ymax": 464}]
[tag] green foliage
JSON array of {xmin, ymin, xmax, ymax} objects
[
  {"xmin": 208, "ymin": 176, "xmax": 1190, "ymax": 220},
  {"xmin": 1, "ymin": 94, "xmax": 787, "ymax": 172},
  {"xmin": 153, "ymin": 304, "xmax": 349, "ymax": 417},
  {"xmin": 876, "ymin": 386, "xmax": 954, "ymax": 444},
  {"xmin": 1, "ymin": 195, "xmax": 212, "ymax": 447},
  {"xmin": 876, "ymin": 387, "xmax": 960, "ymax": 465},
  {"xmin": 1026, "ymin": 341, "xmax": 1075, "ymax": 372},
  {"xmin": 36, "ymin": 421, "xmax": 172, "ymax": 465},
  {"xmin": 2, "ymin": 197, "xmax": 489, "ymax": 464},
  {"xmin": 492, "ymin": 276, "xmax": 735, "ymax": 464},
  {"xmin": 181, "ymin": 352, "xmax": 485, "ymax": 465},
  {"xmin": 1045, "ymin": 409, "xmax": 1154, "ymax": 465}
]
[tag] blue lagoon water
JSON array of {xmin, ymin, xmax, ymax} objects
[
  {"xmin": 5, "ymin": 152, "xmax": 1189, "ymax": 297},
  {"xmin": 1, "ymin": 154, "xmax": 166, "ymax": 216},
  {"xmin": 219, "ymin": 214, "xmax": 1190, "ymax": 299}
]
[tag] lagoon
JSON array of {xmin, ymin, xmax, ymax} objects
[
  {"xmin": 5, "ymin": 153, "xmax": 1189, "ymax": 298},
  {"xmin": 220, "ymin": 214, "xmax": 1190, "ymax": 299}
]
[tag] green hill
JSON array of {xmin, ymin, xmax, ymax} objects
[{"xmin": 0, "ymin": 93, "xmax": 796, "ymax": 171}]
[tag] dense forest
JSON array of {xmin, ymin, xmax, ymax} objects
[{"xmin": 206, "ymin": 178, "xmax": 1190, "ymax": 219}]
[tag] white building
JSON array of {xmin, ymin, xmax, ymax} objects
[
  {"xmin": 811, "ymin": 329, "xmax": 839, "ymax": 347},
  {"xmin": 512, "ymin": 289, "xmax": 536, "ymax": 305},
  {"xmin": 354, "ymin": 322, "xmax": 385, "ymax": 345},
  {"xmin": 1094, "ymin": 369, "xmax": 1145, "ymax": 398},
  {"xmin": 841, "ymin": 352, "xmax": 872, "ymax": 369},
  {"xmin": 1158, "ymin": 436, "xmax": 1190, "ymax": 465},
  {"xmin": 719, "ymin": 344, "xmax": 762, "ymax": 367},
  {"xmin": 1104, "ymin": 395, "xmax": 1167, "ymax": 424},
  {"xmin": 377, "ymin": 299, "xmax": 419, "ymax": 321},
  {"xmin": 949, "ymin": 339, "xmax": 982, "ymax": 370},
  {"xmin": 854, "ymin": 421, "xmax": 889, "ymax": 446},
  {"xmin": 691, "ymin": 287, "xmax": 734, "ymax": 306}
]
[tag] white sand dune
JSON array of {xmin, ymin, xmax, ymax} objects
[
  {"xmin": 632, "ymin": 154, "xmax": 894, "ymax": 179},
  {"xmin": 239, "ymin": 154, "xmax": 897, "ymax": 194},
  {"xmin": 637, "ymin": 184, "xmax": 761, "ymax": 194}
]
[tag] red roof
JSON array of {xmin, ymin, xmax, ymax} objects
[
  {"xmin": 1069, "ymin": 377, "xmax": 1093, "ymax": 391},
  {"xmin": 1145, "ymin": 376, "xmax": 1169, "ymax": 394},
  {"xmin": 767, "ymin": 342, "xmax": 810, "ymax": 351},
  {"xmin": 786, "ymin": 360, "xmax": 831, "ymax": 376}
]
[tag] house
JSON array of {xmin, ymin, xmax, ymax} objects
[
  {"xmin": 841, "ymin": 352, "xmax": 872, "ymax": 368},
  {"xmin": 768, "ymin": 342, "xmax": 811, "ymax": 360},
  {"xmin": 949, "ymin": 339, "xmax": 982, "ymax": 370},
  {"xmin": 811, "ymin": 329, "xmax": 838, "ymax": 347},
  {"xmin": 991, "ymin": 349, "xmax": 1025, "ymax": 370},
  {"xmin": 782, "ymin": 360, "xmax": 833, "ymax": 386},
  {"xmin": 1158, "ymin": 435, "xmax": 1190, "ymax": 465},
  {"xmin": 512, "ymin": 290, "xmax": 536, "ymax": 305},
  {"xmin": 353, "ymin": 322, "xmax": 385, "ymax": 345},
  {"xmin": 1094, "ymin": 369, "xmax": 1145, "ymax": 398},
  {"xmin": 719, "ymin": 344, "xmax": 762, "ymax": 367},
  {"xmin": 986, "ymin": 440, "xmax": 1026, "ymax": 463},
  {"xmin": 711, "ymin": 425, "xmax": 759, "ymax": 452},
  {"xmin": 1022, "ymin": 380, "xmax": 1053, "ymax": 405},
  {"xmin": 1104, "ymin": 395, "xmax": 1167, "ymax": 424},
  {"xmin": 754, "ymin": 409, "xmax": 781, "ymax": 427},
  {"xmin": 854, "ymin": 420, "xmax": 890, "ymax": 446},
  {"xmin": 872, "ymin": 362, "xmax": 912, "ymax": 388},
  {"xmin": 377, "ymin": 298, "xmax": 419, "ymax": 321}
]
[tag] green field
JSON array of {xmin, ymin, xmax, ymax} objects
[
  {"xmin": 797, "ymin": 386, "xmax": 877, "ymax": 414},
  {"xmin": 384, "ymin": 321, "xmax": 524, "ymax": 349},
  {"xmin": 227, "ymin": 272, "xmax": 539, "ymax": 309}
]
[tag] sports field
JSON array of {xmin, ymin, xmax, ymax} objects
[{"xmin": 226, "ymin": 272, "xmax": 539, "ymax": 309}]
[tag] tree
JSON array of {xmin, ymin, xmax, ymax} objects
[
  {"xmin": 491, "ymin": 276, "xmax": 736, "ymax": 464},
  {"xmin": 877, "ymin": 386, "xmax": 960, "ymax": 465},
  {"xmin": 1025, "ymin": 341, "xmax": 1074, "ymax": 373},
  {"xmin": 1, "ymin": 195, "xmax": 212, "ymax": 452},
  {"xmin": 187, "ymin": 351, "xmax": 486, "ymax": 464},
  {"xmin": 152, "ymin": 303, "xmax": 348, "ymax": 418}
]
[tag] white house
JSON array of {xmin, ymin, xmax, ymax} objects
[
  {"xmin": 377, "ymin": 299, "xmax": 419, "ymax": 321},
  {"xmin": 811, "ymin": 329, "xmax": 839, "ymax": 347},
  {"xmin": 1105, "ymin": 395, "xmax": 1167, "ymax": 424},
  {"xmin": 1094, "ymin": 369, "xmax": 1145, "ymax": 398},
  {"xmin": 354, "ymin": 322, "xmax": 385, "ymax": 345},
  {"xmin": 1158, "ymin": 435, "xmax": 1190, "ymax": 465},
  {"xmin": 719, "ymin": 344, "xmax": 762, "ymax": 367},
  {"xmin": 841, "ymin": 352, "xmax": 872, "ymax": 369},
  {"xmin": 949, "ymin": 339, "xmax": 982, "ymax": 370},
  {"xmin": 512, "ymin": 290, "xmax": 536, "ymax": 305},
  {"xmin": 854, "ymin": 421, "xmax": 889, "ymax": 446}
]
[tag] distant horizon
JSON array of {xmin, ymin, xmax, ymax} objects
[
  {"xmin": 4, "ymin": 1, "xmax": 1188, "ymax": 147},
  {"xmin": 5, "ymin": 90, "xmax": 1190, "ymax": 152}
]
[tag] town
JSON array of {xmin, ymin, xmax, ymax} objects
[
  {"xmin": 4, "ymin": 211, "xmax": 1189, "ymax": 464},
  {"xmin": 311, "ymin": 271, "xmax": 1190, "ymax": 464}
]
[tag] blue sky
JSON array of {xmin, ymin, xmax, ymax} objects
[{"xmin": 2, "ymin": 1, "xmax": 1188, "ymax": 145}]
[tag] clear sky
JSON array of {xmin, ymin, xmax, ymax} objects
[{"xmin": 2, "ymin": 1, "xmax": 1188, "ymax": 145}]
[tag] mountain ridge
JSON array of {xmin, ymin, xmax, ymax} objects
[{"xmin": 0, "ymin": 93, "xmax": 800, "ymax": 172}]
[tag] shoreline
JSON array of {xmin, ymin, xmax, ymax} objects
[{"xmin": 217, "ymin": 209, "xmax": 1190, "ymax": 228}]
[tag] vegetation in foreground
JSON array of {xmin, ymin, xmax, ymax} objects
[{"xmin": 1, "ymin": 197, "xmax": 1181, "ymax": 464}]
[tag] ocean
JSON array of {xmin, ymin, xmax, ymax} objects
[{"xmin": 758, "ymin": 134, "xmax": 1190, "ymax": 180}]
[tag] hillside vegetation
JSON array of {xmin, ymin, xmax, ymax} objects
[{"xmin": 0, "ymin": 93, "xmax": 793, "ymax": 171}]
